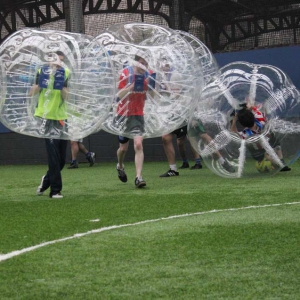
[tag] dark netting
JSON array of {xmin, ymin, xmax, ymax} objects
[
  {"xmin": 188, "ymin": 17, "xmax": 209, "ymax": 47},
  {"xmin": 1, "ymin": 0, "xmax": 300, "ymax": 53},
  {"xmin": 84, "ymin": 13, "xmax": 169, "ymax": 36},
  {"xmin": 219, "ymin": 28, "xmax": 300, "ymax": 52}
]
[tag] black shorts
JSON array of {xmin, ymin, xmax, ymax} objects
[
  {"xmin": 118, "ymin": 135, "xmax": 129, "ymax": 144},
  {"xmin": 117, "ymin": 115, "xmax": 144, "ymax": 144},
  {"xmin": 171, "ymin": 126, "xmax": 187, "ymax": 139},
  {"xmin": 37, "ymin": 119, "xmax": 67, "ymax": 136}
]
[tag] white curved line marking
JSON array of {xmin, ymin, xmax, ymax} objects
[{"xmin": 1, "ymin": 201, "xmax": 299, "ymax": 263}]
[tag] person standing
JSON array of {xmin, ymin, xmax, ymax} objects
[{"xmin": 30, "ymin": 51, "xmax": 70, "ymax": 198}]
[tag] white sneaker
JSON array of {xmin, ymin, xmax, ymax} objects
[
  {"xmin": 50, "ymin": 193, "xmax": 63, "ymax": 199},
  {"xmin": 36, "ymin": 175, "xmax": 46, "ymax": 195}
]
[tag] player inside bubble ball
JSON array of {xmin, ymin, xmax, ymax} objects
[
  {"xmin": 115, "ymin": 54, "xmax": 155, "ymax": 188},
  {"xmin": 230, "ymin": 102, "xmax": 291, "ymax": 172},
  {"xmin": 29, "ymin": 50, "xmax": 70, "ymax": 198}
]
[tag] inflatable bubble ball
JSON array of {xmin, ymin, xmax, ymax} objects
[
  {"xmin": 95, "ymin": 22, "xmax": 204, "ymax": 139},
  {"xmin": 0, "ymin": 61, "xmax": 6, "ymax": 106},
  {"xmin": 0, "ymin": 28, "xmax": 115, "ymax": 140},
  {"xmin": 176, "ymin": 30, "xmax": 220, "ymax": 88},
  {"xmin": 188, "ymin": 61, "xmax": 300, "ymax": 178}
]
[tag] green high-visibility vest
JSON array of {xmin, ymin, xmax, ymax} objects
[{"xmin": 34, "ymin": 67, "xmax": 70, "ymax": 120}]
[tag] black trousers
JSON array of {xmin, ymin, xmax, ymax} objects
[{"xmin": 43, "ymin": 138, "xmax": 68, "ymax": 195}]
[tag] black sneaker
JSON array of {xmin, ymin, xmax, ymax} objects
[
  {"xmin": 280, "ymin": 165, "xmax": 291, "ymax": 172},
  {"xmin": 190, "ymin": 163, "xmax": 202, "ymax": 170},
  {"xmin": 87, "ymin": 152, "xmax": 96, "ymax": 167},
  {"xmin": 179, "ymin": 162, "xmax": 189, "ymax": 169},
  {"xmin": 159, "ymin": 169, "xmax": 179, "ymax": 177},
  {"xmin": 68, "ymin": 161, "xmax": 78, "ymax": 169},
  {"xmin": 222, "ymin": 161, "xmax": 235, "ymax": 173},
  {"xmin": 135, "ymin": 177, "xmax": 146, "ymax": 188},
  {"xmin": 117, "ymin": 164, "xmax": 128, "ymax": 182},
  {"xmin": 36, "ymin": 175, "xmax": 46, "ymax": 195}
]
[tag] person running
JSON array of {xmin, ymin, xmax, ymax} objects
[
  {"xmin": 67, "ymin": 139, "xmax": 95, "ymax": 169},
  {"xmin": 115, "ymin": 53, "xmax": 155, "ymax": 188}
]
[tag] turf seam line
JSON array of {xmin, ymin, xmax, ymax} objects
[{"xmin": 1, "ymin": 201, "xmax": 299, "ymax": 263}]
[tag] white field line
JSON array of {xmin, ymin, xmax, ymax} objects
[{"xmin": 1, "ymin": 201, "xmax": 300, "ymax": 263}]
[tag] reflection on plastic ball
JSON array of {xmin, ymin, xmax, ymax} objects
[
  {"xmin": 97, "ymin": 23, "xmax": 204, "ymax": 139},
  {"xmin": 0, "ymin": 61, "xmax": 6, "ymax": 105},
  {"xmin": 188, "ymin": 61, "xmax": 300, "ymax": 178},
  {"xmin": 176, "ymin": 30, "xmax": 219, "ymax": 87},
  {"xmin": 0, "ymin": 28, "xmax": 115, "ymax": 140}
]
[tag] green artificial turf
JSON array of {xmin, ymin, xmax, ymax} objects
[{"xmin": 0, "ymin": 161, "xmax": 300, "ymax": 299}]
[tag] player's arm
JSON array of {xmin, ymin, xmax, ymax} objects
[
  {"xmin": 28, "ymin": 85, "xmax": 41, "ymax": 96},
  {"xmin": 61, "ymin": 87, "xmax": 69, "ymax": 100},
  {"xmin": 117, "ymin": 70, "xmax": 134, "ymax": 100},
  {"xmin": 61, "ymin": 75, "xmax": 69, "ymax": 100},
  {"xmin": 230, "ymin": 113, "xmax": 239, "ymax": 133},
  {"xmin": 118, "ymin": 84, "xmax": 134, "ymax": 99},
  {"xmin": 28, "ymin": 72, "xmax": 41, "ymax": 96},
  {"xmin": 147, "ymin": 84, "xmax": 156, "ymax": 98},
  {"xmin": 146, "ymin": 72, "xmax": 156, "ymax": 98}
]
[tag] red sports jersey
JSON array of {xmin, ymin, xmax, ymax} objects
[
  {"xmin": 117, "ymin": 67, "xmax": 150, "ymax": 116},
  {"xmin": 252, "ymin": 106, "xmax": 266, "ymax": 126},
  {"xmin": 239, "ymin": 106, "xmax": 267, "ymax": 139}
]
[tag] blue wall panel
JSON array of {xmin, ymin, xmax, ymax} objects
[
  {"xmin": 0, "ymin": 122, "xmax": 10, "ymax": 133},
  {"xmin": 215, "ymin": 45, "xmax": 300, "ymax": 89}
]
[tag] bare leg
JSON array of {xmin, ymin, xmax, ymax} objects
[
  {"xmin": 133, "ymin": 136, "xmax": 144, "ymax": 179},
  {"xmin": 177, "ymin": 136, "xmax": 187, "ymax": 161},
  {"xmin": 184, "ymin": 135, "xmax": 202, "ymax": 169},
  {"xmin": 70, "ymin": 141, "xmax": 79, "ymax": 160},
  {"xmin": 78, "ymin": 142, "xmax": 88, "ymax": 155},
  {"xmin": 200, "ymin": 133, "xmax": 223, "ymax": 160},
  {"xmin": 160, "ymin": 133, "xmax": 179, "ymax": 176},
  {"xmin": 116, "ymin": 141, "xmax": 129, "ymax": 182},
  {"xmin": 162, "ymin": 133, "xmax": 176, "ymax": 165},
  {"xmin": 117, "ymin": 141, "xmax": 129, "ymax": 170},
  {"xmin": 190, "ymin": 142, "xmax": 201, "ymax": 160}
]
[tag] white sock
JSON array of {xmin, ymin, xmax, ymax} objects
[
  {"xmin": 170, "ymin": 164, "xmax": 177, "ymax": 171},
  {"xmin": 218, "ymin": 157, "xmax": 225, "ymax": 164},
  {"xmin": 117, "ymin": 163, "xmax": 124, "ymax": 169}
]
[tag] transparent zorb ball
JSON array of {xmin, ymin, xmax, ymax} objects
[
  {"xmin": 0, "ymin": 28, "xmax": 115, "ymax": 140},
  {"xmin": 176, "ymin": 30, "xmax": 219, "ymax": 88},
  {"xmin": 188, "ymin": 61, "xmax": 300, "ymax": 178},
  {"xmin": 95, "ymin": 23, "xmax": 203, "ymax": 139},
  {"xmin": 0, "ymin": 60, "xmax": 6, "ymax": 109}
]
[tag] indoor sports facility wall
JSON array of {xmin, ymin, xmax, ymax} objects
[{"xmin": 215, "ymin": 45, "xmax": 300, "ymax": 90}]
